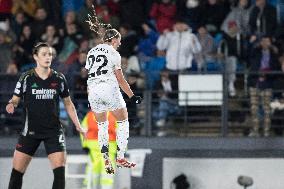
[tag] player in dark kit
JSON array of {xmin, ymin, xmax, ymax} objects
[{"xmin": 6, "ymin": 42, "xmax": 87, "ymax": 189}]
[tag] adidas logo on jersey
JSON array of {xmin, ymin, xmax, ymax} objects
[{"xmin": 31, "ymin": 83, "xmax": 38, "ymax": 88}]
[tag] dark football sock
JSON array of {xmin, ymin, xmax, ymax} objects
[
  {"xmin": 8, "ymin": 168, "xmax": 24, "ymax": 189},
  {"xmin": 52, "ymin": 166, "xmax": 65, "ymax": 189}
]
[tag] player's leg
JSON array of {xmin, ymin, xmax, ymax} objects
[
  {"xmin": 48, "ymin": 152, "xmax": 66, "ymax": 189},
  {"xmin": 111, "ymin": 108, "xmax": 136, "ymax": 168},
  {"xmin": 94, "ymin": 111, "xmax": 108, "ymax": 154},
  {"xmin": 8, "ymin": 135, "xmax": 40, "ymax": 189},
  {"xmin": 8, "ymin": 151, "xmax": 32, "ymax": 189},
  {"xmin": 45, "ymin": 131, "xmax": 66, "ymax": 189},
  {"xmin": 94, "ymin": 111, "xmax": 114, "ymax": 174}
]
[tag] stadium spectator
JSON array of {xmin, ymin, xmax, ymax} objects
[
  {"xmin": 200, "ymin": 0, "xmax": 230, "ymax": 36},
  {"xmin": 30, "ymin": 7, "xmax": 49, "ymax": 40},
  {"xmin": 0, "ymin": 63, "xmax": 19, "ymax": 135},
  {"xmin": 6, "ymin": 62, "xmax": 18, "ymax": 75},
  {"xmin": 219, "ymin": 21, "xmax": 247, "ymax": 96},
  {"xmin": 195, "ymin": 25, "xmax": 217, "ymax": 71},
  {"xmin": 0, "ymin": 0, "xmax": 12, "ymax": 20},
  {"xmin": 221, "ymin": 0, "xmax": 252, "ymax": 37},
  {"xmin": 121, "ymin": 56, "xmax": 141, "ymax": 76},
  {"xmin": 118, "ymin": 23, "xmax": 138, "ymax": 58},
  {"xmin": 96, "ymin": 5, "xmax": 120, "ymax": 29},
  {"xmin": 67, "ymin": 50, "xmax": 87, "ymax": 90},
  {"xmin": 144, "ymin": 50, "xmax": 166, "ymax": 89},
  {"xmin": 118, "ymin": 0, "xmax": 146, "ymax": 34},
  {"xmin": 73, "ymin": 67, "xmax": 88, "ymax": 120},
  {"xmin": 152, "ymin": 69, "xmax": 179, "ymax": 128},
  {"xmin": 123, "ymin": 72, "xmax": 143, "ymax": 135},
  {"xmin": 106, "ymin": 0, "xmax": 120, "ymax": 16},
  {"xmin": 248, "ymin": 35, "xmax": 280, "ymax": 137},
  {"xmin": 137, "ymin": 22, "xmax": 159, "ymax": 70},
  {"xmin": 41, "ymin": 24, "xmax": 63, "ymax": 53},
  {"xmin": 10, "ymin": 11, "xmax": 27, "ymax": 37},
  {"xmin": 11, "ymin": 0, "xmax": 39, "ymax": 19},
  {"xmin": 176, "ymin": 0, "xmax": 203, "ymax": 32},
  {"xmin": 0, "ymin": 20, "xmax": 16, "ymax": 73},
  {"xmin": 76, "ymin": 0, "xmax": 97, "ymax": 38},
  {"xmin": 57, "ymin": 23, "xmax": 82, "ymax": 64},
  {"xmin": 149, "ymin": 0, "xmax": 177, "ymax": 33},
  {"xmin": 248, "ymin": 0, "xmax": 277, "ymax": 38},
  {"xmin": 13, "ymin": 24, "xmax": 35, "ymax": 71},
  {"xmin": 157, "ymin": 20, "xmax": 201, "ymax": 72},
  {"xmin": 61, "ymin": 0, "xmax": 84, "ymax": 17},
  {"xmin": 38, "ymin": 0, "xmax": 62, "ymax": 25}
]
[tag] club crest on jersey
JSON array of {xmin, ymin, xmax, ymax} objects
[
  {"xmin": 32, "ymin": 88, "xmax": 56, "ymax": 99},
  {"xmin": 50, "ymin": 82, "xmax": 58, "ymax": 88}
]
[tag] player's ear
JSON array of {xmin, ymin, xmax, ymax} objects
[{"xmin": 33, "ymin": 54, "xmax": 38, "ymax": 61}]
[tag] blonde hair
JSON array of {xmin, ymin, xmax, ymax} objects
[{"xmin": 86, "ymin": 5, "xmax": 120, "ymax": 42}]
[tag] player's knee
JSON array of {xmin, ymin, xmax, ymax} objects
[
  {"xmin": 8, "ymin": 168, "xmax": 24, "ymax": 189},
  {"xmin": 98, "ymin": 121, "xmax": 109, "ymax": 129},
  {"xmin": 52, "ymin": 166, "xmax": 65, "ymax": 189},
  {"xmin": 117, "ymin": 119, "xmax": 129, "ymax": 128},
  {"xmin": 117, "ymin": 119, "xmax": 128, "ymax": 124}
]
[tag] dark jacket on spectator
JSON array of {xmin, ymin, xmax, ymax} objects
[
  {"xmin": 200, "ymin": 1, "xmax": 230, "ymax": 35},
  {"xmin": 249, "ymin": 4, "xmax": 277, "ymax": 36},
  {"xmin": 119, "ymin": 0, "xmax": 146, "ymax": 32},
  {"xmin": 118, "ymin": 30, "xmax": 138, "ymax": 58},
  {"xmin": 248, "ymin": 47, "xmax": 279, "ymax": 88},
  {"xmin": 176, "ymin": 0, "xmax": 203, "ymax": 31}
]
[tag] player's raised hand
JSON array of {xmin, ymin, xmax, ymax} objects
[{"xmin": 6, "ymin": 103, "xmax": 15, "ymax": 114}]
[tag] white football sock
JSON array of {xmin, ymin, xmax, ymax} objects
[
  {"xmin": 98, "ymin": 121, "xmax": 109, "ymax": 154},
  {"xmin": 116, "ymin": 119, "xmax": 129, "ymax": 159}
]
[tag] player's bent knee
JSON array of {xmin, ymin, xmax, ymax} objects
[
  {"xmin": 52, "ymin": 166, "xmax": 65, "ymax": 189},
  {"xmin": 48, "ymin": 152, "xmax": 66, "ymax": 169},
  {"xmin": 8, "ymin": 168, "xmax": 24, "ymax": 189}
]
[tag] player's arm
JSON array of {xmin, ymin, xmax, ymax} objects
[
  {"xmin": 115, "ymin": 69, "xmax": 134, "ymax": 98},
  {"xmin": 6, "ymin": 95, "xmax": 21, "ymax": 114},
  {"xmin": 7, "ymin": 72, "xmax": 26, "ymax": 114},
  {"xmin": 114, "ymin": 69, "xmax": 142, "ymax": 104},
  {"xmin": 63, "ymin": 96, "xmax": 87, "ymax": 137}
]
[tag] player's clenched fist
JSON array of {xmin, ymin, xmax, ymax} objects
[
  {"xmin": 130, "ymin": 95, "xmax": 142, "ymax": 104},
  {"xmin": 6, "ymin": 103, "xmax": 15, "ymax": 114}
]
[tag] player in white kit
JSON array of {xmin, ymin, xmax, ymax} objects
[{"xmin": 85, "ymin": 8, "xmax": 142, "ymax": 174}]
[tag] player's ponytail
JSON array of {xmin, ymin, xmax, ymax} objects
[{"xmin": 86, "ymin": 5, "xmax": 120, "ymax": 43}]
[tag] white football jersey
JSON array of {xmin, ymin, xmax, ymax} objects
[{"xmin": 85, "ymin": 44, "xmax": 121, "ymax": 85}]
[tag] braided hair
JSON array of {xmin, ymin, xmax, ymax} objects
[{"xmin": 86, "ymin": 5, "xmax": 120, "ymax": 43}]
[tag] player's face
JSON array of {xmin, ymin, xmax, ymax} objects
[{"xmin": 34, "ymin": 47, "xmax": 53, "ymax": 68}]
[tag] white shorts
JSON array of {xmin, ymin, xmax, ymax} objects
[{"xmin": 88, "ymin": 81, "xmax": 126, "ymax": 113}]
